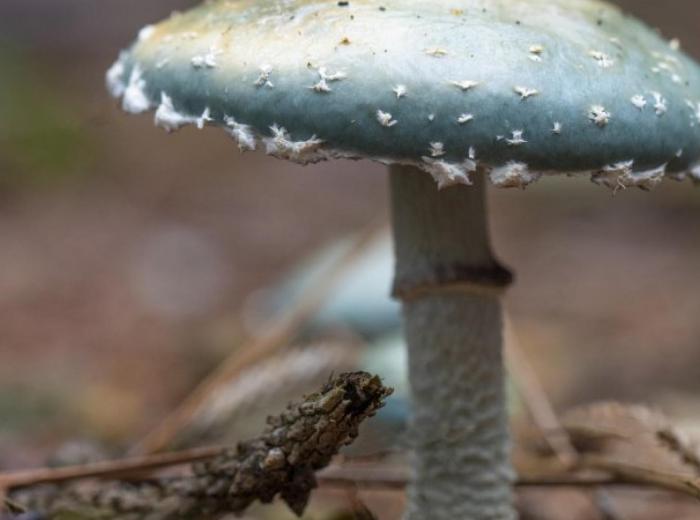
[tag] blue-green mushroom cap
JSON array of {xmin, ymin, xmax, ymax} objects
[{"xmin": 107, "ymin": 0, "xmax": 700, "ymax": 190}]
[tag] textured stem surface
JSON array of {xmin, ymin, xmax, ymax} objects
[{"xmin": 390, "ymin": 166, "xmax": 515, "ymax": 520}]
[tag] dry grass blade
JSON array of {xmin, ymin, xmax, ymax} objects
[
  {"xmin": 557, "ymin": 402, "xmax": 700, "ymax": 504},
  {"xmin": 658, "ymin": 427, "xmax": 700, "ymax": 476},
  {"xmin": 562, "ymin": 401, "xmax": 700, "ymax": 480},
  {"xmin": 133, "ymin": 220, "xmax": 388, "ymax": 455},
  {"xmin": 0, "ymin": 447, "xmax": 223, "ymax": 491},
  {"xmin": 505, "ymin": 315, "xmax": 577, "ymax": 468},
  {"xmin": 348, "ymin": 493, "xmax": 379, "ymax": 520},
  {"xmin": 504, "ymin": 321, "xmax": 627, "ymax": 519},
  {"xmin": 320, "ymin": 460, "xmax": 700, "ymax": 501},
  {"xmin": 593, "ymin": 488, "xmax": 624, "ymax": 520},
  {"xmin": 318, "ymin": 465, "xmax": 409, "ymax": 490},
  {"xmin": 579, "ymin": 455, "xmax": 700, "ymax": 500}
]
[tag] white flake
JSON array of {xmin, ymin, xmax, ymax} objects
[
  {"xmin": 154, "ymin": 93, "xmax": 210, "ymax": 132},
  {"xmin": 552, "ymin": 122, "xmax": 562, "ymax": 134},
  {"xmin": 529, "ymin": 44, "xmax": 544, "ymax": 62},
  {"xmin": 588, "ymin": 105, "xmax": 611, "ymax": 127},
  {"xmin": 122, "ymin": 65, "xmax": 151, "ymax": 114},
  {"xmin": 310, "ymin": 78, "xmax": 332, "ymax": 93},
  {"xmin": 652, "ymin": 52, "xmax": 681, "ymax": 66},
  {"xmin": 631, "ymin": 95, "xmax": 647, "ymax": 110},
  {"xmin": 687, "ymin": 100, "xmax": 700, "ymax": 124},
  {"xmin": 427, "ymin": 114, "xmax": 435, "ymax": 121},
  {"xmin": 592, "ymin": 161, "xmax": 666, "ymax": 192},
  {"xmin": 309, "ymin": 67, "xmax": 346, "ymax": 93},
  {"xmin": 450, "ymin": 80, "xmax": 479, "ymax": 91},
  {"xmin": 376, "ymin": 110, "xmax": 398, "ymax": 127},
  {"xmin": 514, "ymin": 86, "xmax": 539, "ymax": 100},
  {"xmin": 195, "ymin": 107, "xmax": 212, "ymax": 130},
  {"xmin": 138, "ymin": 25, "xmax": 156, "ymax": 42},
  {"xmin": 318, "ymin": 67, "xmax": 347, "ymax": 81},
  {"xmin": 155, "ymin": 92, "xmax": 194, "ymax": 131},
  {"xmin": 191, "ymin": 47, "xmax": 222, "ymax": 69},
  {"xmin": 429, "ymin": 142, "xmax": 445, "ymax": 157},
  {"xmin": 591, "ymin": 161, "xmax": 634, "ymax": 191},
  {"xmin": 670, "ymin": 38, "xmax": 681, "ymax": 51},
  {"xmin": 490, "ymin": 162, "xmax": 539, "ymax": 189},
  {"xmin": 589, "ymin": 50, "xmax": 614, "ymax": 68},
  {"xmin": 393, "ymin": 85, "xmax": 407, "ymax": 98},
  {"xmin": 254, "ymin": 64, "xmax": 274, "ymax": 88},
  {"xmin": 457, "ymin": 113, "xmax": 474, "ymax": 124},
  {"xmin": 630, "ymin": 164, "xmax": 667, "ymax": 191},
  {"xmin": 224, "ymin": 116, "xmax": 257, "ymax": 151},
  {"xmin": 468, "ymin": 147, "xmax": 476, "ymax": 160},
  {"xmin": 690, "ymin": 164, "xmax": 700, "ymax": 184},
  {"xmin": 506, "ymin": 130, "xmax": 527, "ymax": 146},
  {"xmin": 263, "ymin": 125, "xmax": 325, "ymax": 163},
  {"xmin": 422, "ymin": 158, "xmax": 475, "ymax": 189},
  {"xmin": 651, "ymin": 54, "xmax": 685, "ymax": 85},
  {"xmin": 651, "ymin": 92, "xmax": 668, "ymax": 116},
  {"xmin": 106, "ymin": 52, "xmax": 128, "ymax": 98},
  {"xmin": 425, "ymin": 48, "xmax": 448, "ymax": 57}
]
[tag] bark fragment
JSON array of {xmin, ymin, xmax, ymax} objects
[{"xmin": 11, "ymin": 372, "xmax": 392, "ymax": 519}]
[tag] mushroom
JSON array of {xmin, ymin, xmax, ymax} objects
[{"xmin": 107, "ymin": 1, "xmax": 700, "ymax": 518}]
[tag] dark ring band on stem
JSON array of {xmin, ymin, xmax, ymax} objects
[{"xmin": 392, "ymin": 262, "xmax": 514, "ymax": 300}]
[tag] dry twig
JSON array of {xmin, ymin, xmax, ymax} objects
[{"xmin": 5, "ymin": 372, "xmax": 392, "ymax": 519}]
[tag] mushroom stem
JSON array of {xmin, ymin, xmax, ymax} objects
[{"xmin": 389, "ymin": 165, "xmax": 515, "ymax": 520}]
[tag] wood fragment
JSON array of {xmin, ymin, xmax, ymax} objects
[{"xmin": 7, "ymin": 372, "xmax": 392, "ymax": 519}]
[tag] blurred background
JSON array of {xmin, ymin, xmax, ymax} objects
[{"xmin": 0, "ymin": 1, "xmax": 699, "ymax": 519}]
